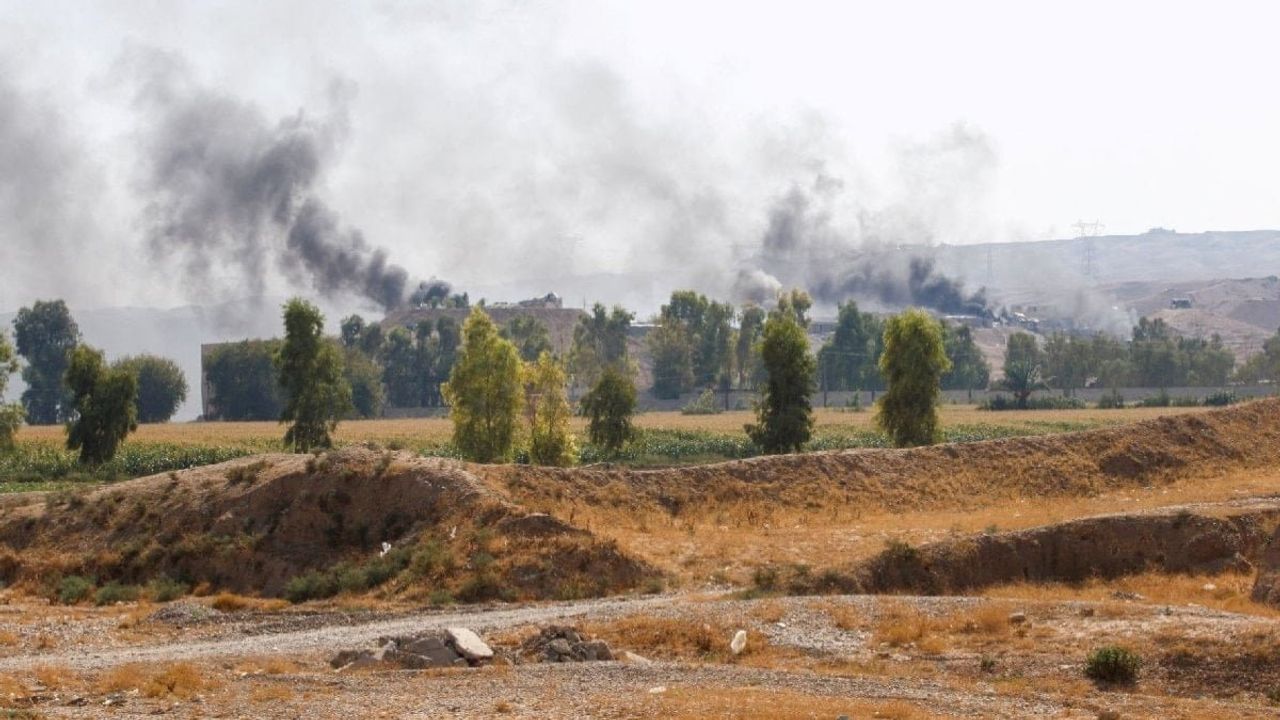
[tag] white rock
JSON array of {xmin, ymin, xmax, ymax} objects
[
  {"xmin": 1202, "ymin": 583, "xmax": 1217, "ymax": 591},
  {"xmin": 648, "ymin": 686, "xmax": 667, "ymax": 694},
  {"xmin": 445, "ymin": 627, "xmax": 494, "ymax": 661},
  {"xmin": 730, "ymin": 629, "xmax": 747, "ymax": 655},
  {"xmin": 621, "ymin": 650, "xmax": 653, "ymax": 665}
]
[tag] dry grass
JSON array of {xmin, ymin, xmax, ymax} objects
[
  {"xmin": 249, "ymin": 684, "xmax": 294, "ymax": 703},
  {"xmin": 234, "ymin": 657, "xmax": 300, "ymax": 675},
  {"xmin": 209, "ymin": 592, "xmax": 286, "ymax": 613},
  {"xmin": 584, "ymin": 614, "xmax": 779, "ymax": 664},
  {"xmin": 983, "ymin": 570, "xmax": 1280, "ymax": 617},
  {"xmin": 0, "ymin": 630, "xmax": 19, "ymax": 646},
  {"xmin": 824, "ymin": 601, "xmax": 862, "ymax": 631},
  {"xmin": 97, "ymin": 662, "xmax": 217, "ymax": 699},
  {"xmin": 629, "ymin": 687, "xmax": 936, "ymax": 720},
  {"xmin": 32, "ymin": 664, "xmax": 78, "ymax": 690}
]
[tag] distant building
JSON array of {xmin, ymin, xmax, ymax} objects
[{"xmin": 1170, "ymin": 297, "xmax": 1193, "ymax": 309}]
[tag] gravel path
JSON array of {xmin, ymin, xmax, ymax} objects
[{"xmin": 0, "ymin": 594, "xmax": 682, "ymax": 671}]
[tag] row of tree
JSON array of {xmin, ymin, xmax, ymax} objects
[{"xmin": 2, "ymin": 300, "xmax": 188, "ymax": 427}]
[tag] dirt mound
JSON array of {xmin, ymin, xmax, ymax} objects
[
  {"xmin": 791, "ymin": 499, "xmax": 1280, "ymax": 596},
  {"xmin": 0, "ymin": 447, "xmax": 657, "ymax": 600},
  {"xmin": 484, "ymin": 398, "xmax": 1280, "ymax": 519}
]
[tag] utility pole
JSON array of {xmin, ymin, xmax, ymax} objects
[{"xmin": 1072, "ymin": 219, "xmax": 1104, "ymax": 278}]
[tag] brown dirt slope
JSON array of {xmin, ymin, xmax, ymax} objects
[
  {"xmin": 484, "ymin": 398, "xmax": 1280, "ymax": 520},
  {"xmin": 0, "ymin": 447, "xmax": 655, "ymax": 599},
  {"xmin": 839, "ymin": 498, "xmax": 1280, "ymax": 596}
]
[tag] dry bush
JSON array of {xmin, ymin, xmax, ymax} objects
[
  {"xmin": 873, "ymin": 603, "xmax": 937, "ymax": 648},
  {"xmin": 824, "ymin": 601, "xmax": 863, "ymax": 631},
  {"xmin": 32, "ymin": 665, "xmax": 77, "ymax": 690},
  {"xmin": 208, "ymin": 592, "xmax": 284, "ymax": 613},
  {"xmin": 949, "ymin": 603, "xmax": 1012, "ymax": 637},
  {"xmin": 0, "ymin": 673, "xmax": 28, "ymax": 697},
  {"xmin": 234, "ymin": 658, "xmax": 299, "ymax": 675},
  {"xmin": 0, "ymin": 630, "xmax": 19, "ymax": 646},
  {"xmin": 97, "ymin": 664, "xmax": 147, "ymax": 693},
  {"xmin": 584, "ymin": 615, "xmax": 773, "ymax": 663},
  {"xmin": 752, "ymin": 600, "xmax": 785, "ymax": 623},
  {"xmin": 249, "ymin": 684, "xmax": 293, "ymax": 703},
  {"xmin": 983, "ymin": 571, "xmax": 1278, "ymax": 617},
  {"xmin": 98, "ymin": 662, "xmax": 216, "ymax": 699}
]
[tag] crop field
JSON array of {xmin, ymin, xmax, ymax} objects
[{"xmin": 2, "ymin": 405, "xmax": 1208, "ymax": 491}]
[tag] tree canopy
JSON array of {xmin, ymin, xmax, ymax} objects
[
  {"xmin": 443, "ymin": 309, "xmax": 524, "ymax": 463},
  {"xmin": 580, "ymin": 363, "xmax": 636, "ymax": 454},
  {"xmin": 277, "ymin": 299, "xmax": 351, "ymax": 452},
  {"xmin": 569, "ymin": 303, "xmax": 632, "ymax": 389},
  {"xmin": 204, "ymin": 340, "xmax": 284, "ymax": 420},
  {"xmin": 502, "ymin": 315, "xmax": 554, "ymax": 362},
  {"xmin": 876, "ymin": 309, "xmax": 951, "ymax": 447},
  {"xmin": 115, "ymin": 355, "xmax": 188, "ymax": 423},
  {"xmin": 746, "ymin": 310, "xmax": 815, "ymax": 454},
  {"xmin": 65, "ymin": 345, "xmax": 138, "ymax": 464},
  {"xmin": 524, "ymin": 351, "xmax": 576, "ymax": 466},
  {"xmin": 13, "ymin": 299, "xmax": 80, "ymax": 424},
  {"xmin": 0, "ymin": 332, "xmax": 24, "ymax": 450}
]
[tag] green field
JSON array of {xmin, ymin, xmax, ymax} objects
[{"xmin": 1, "ymin": 405, "xmax": 1208, "ymax": 492}]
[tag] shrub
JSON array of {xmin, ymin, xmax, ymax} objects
[
  {"xmin": 225, "ymin": 460, "xmax": 268, "ymax": 485},
  {"xmin": 94, "ymin": 582, "xmax": 140, "ymax": 606},
  {"xmin": 680, "ymin": 389, "xmax": 722, "ymax": 415},
  {"xmin": 1096, "ymin": 389, "xmax": 1126, "ymax": 409},
  {"xmin": 147, "ymin": 576, "xmax": 189, "ymax": 603},
  {"xmin": 58, "ymin": 575, "xmax": 93, "ymax": 605},
  {"xmin": 1139, "ymin": 390, "xmax": 1171, "ymax": 407},
  {"xmin": 981, "ymin": 394, "xmax": 1086, "ymax": 411},
  {"xmin": 1202, "ymin": 390, "xmax": 1239, "ymax": 407},
  {"xmin": 1084, "ymin": 645, "xmax": 1141, "ymax": 683}
]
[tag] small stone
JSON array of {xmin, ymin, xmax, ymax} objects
[
  {"xmin": 730, "ymin": 629, "xmax": 747, "ymax": 655},
  {"xmin": 446, "ymin": 627, "xmax": 494, "ymax": 662},
  {"xmin": 648, "ymin": 686, "xmax": 667, "ymax": 694},
  {"xmin": 1008, "ymin": 612, "xmax": 1027, "ymax": 625}
]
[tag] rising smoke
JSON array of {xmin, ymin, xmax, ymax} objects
[
  {"xmin": 738, "ymin": 146, "xmax": 994, "ymax": 317},
  {"xmin": 128, "ymin": 50, "xmax": 425, "ymax": 311}
]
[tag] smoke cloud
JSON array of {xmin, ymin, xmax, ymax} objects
[
  {"xmin": 738, "ymin": 127, "xmax": 997, "ymax": 315},
  {"xmin": 128, "ymin": 50, "xmax": 421, "ymax": 311}
]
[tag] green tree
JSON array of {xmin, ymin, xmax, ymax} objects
[
  {"xmin": 343, "ymin": 347, "xmax": 384, "ymax": 418},
  {"xmin": 276, "ymin": 299, "xmax": 351, "ymax": 452},
  {"xmin": 65, "ymin": 345, "xmax": 138, "ymax": 464},
  {"xmin": 746, "ymin": 311, "xmax": 815, "ymax": 453},
  {"xmin": 648, "ymin": 321, "xmax": 693, "ymax": 400},
  {"xmin": 381, "ymin": 327, "xmax": 422, "ymax": 407},
  {"xmin": 114, "ymin": 355, "xmax": 188, "ymax": 423},
  {"xmin": 502, "ymin": 315, "xmax": 554, "ymax": 362},
  {"xmin": 568, "ymin": 304, "xmax": 633, "ymax": 389},
  {"xmin": 0, "ymin": 331, "xmax": 24, "ymax": 450},
  {"xmin": 735, "ymin": 304, "xmax": 766, "ymax": 389},
  {"xmin": 1001, "ymin": 332, "xmax": 1046, "ymax": 409},
  {"xmin": 13, "ymin": 299, "xmax": 80, "ymax": 424},
  {"xmin": 876, "ymin": 309, "xmax": 951, "ymax": 447},
  {"xmin": 524, "ymin": 352, "xmax": 576, "ymax": 466},
  {"xmin": 204, "ymin": 340, "xmax": 284, "ymax": 420},
  {"xmin": 941, "ymin": 323, "xmax": 990, "ymax": 398},
  {"xmin": 580, "ymin": 364, "xmax": 636, "ymax": 454},
  {"xmin": 819, "ymin": 301, "xmax": 885, "ymax": 392},
  {"xmin": 774, "ymin": 289, "xmax": 812, "ymax": 328},
  {"xmin": 443, "ymin": 309, "xmax": 524, "ymax": 463},
  {"xmin": 1236, "ymin": 328, "xmax": 1280, "ymax": 384},
  {"xmin": 339, "ymin": 315, "xmax": 366, "ymax": 348}
]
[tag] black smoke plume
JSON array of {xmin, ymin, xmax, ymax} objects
[
  {"xmin": 741, "ymin": 174, "xmax": 991, "ymax": 316},
  {"xmin": 129, "ymin": 51, "xmax": 427, "ymax": 311}
]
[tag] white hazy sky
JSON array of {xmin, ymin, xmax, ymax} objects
[{"xmin": 2, "ymin": 0, "xmax": 1279, "ymax": 311}]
